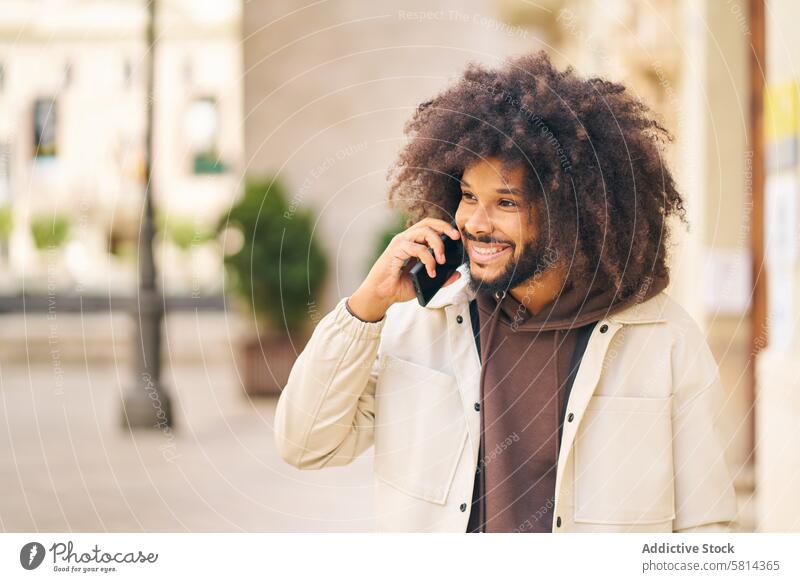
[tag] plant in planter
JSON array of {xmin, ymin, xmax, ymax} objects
[
  {"xmin": 29, "ymin": 213, "xmax": 71, "ymax": 290},
  {"xmin": 158, "ymin": 213, "xmax": 214, "ymax": 252},
  {"xmin": 156, "ymin": 212, "xmax": 216, "ymax": 293},
  {"xmin": 218, "ymin": 177, "xmax": 328, "ymax": 396},
  {"xmin": 31, "ymin": 214, "xmax": 70, "ymax": 251},
  {"xmin": 0, "ymin": 205, "xmax": 13, "ymax": 264}
]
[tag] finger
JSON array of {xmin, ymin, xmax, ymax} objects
[
  {"xmin": 406, "ymin": 226, "xmax": 446, "ymax": 263},
  {"xmin": 442, "ymin": 270, "xmax": 462, "ymax": 288},
  {"xmin": 398, "ymin": 240, "xmax": 437, "ymax": 278},
  {"xmin": 417, "ymin": 217, "xmax": 460, "ymax": 240}
]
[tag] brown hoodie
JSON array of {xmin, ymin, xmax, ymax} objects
[{"xmin": 466, "ymin": 272, "xmax": 669, "ymax": 533}]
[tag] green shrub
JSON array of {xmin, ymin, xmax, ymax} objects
[
  {"xmin": 31, "ymin": 214, "xmax": 70, "ymax": 250},
  {"xmin": 0, "ymin": 206, "xmax": 12, "ymax": 241},
  {"xmin": 157, "ymin": 214, "xmax": 213, "ymax": 252},
  {"xmin": 218, "ymin": 177, "xmax": 328, "ymax": 330}
]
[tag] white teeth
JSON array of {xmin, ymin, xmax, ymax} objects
[{"xmin": 473, "ymin": 245, "xmax": 507, "ymax": 255}]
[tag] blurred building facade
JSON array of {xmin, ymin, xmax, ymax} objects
[
  {"xmin": 758, "ymin": 0, "xmax": 800, "ymax": 534},
  {"xmin": 0, "ymin": 0, "xmax": 242, "ymax": 297}
]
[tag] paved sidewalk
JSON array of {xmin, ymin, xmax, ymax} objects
[{"xmin": 0, "ymin": 357, "xmax": 374, "ymax": 532}]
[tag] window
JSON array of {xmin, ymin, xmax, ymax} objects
[
  {"xmin": 33, "ymin": 99, "xmax": 57, "ymax": 159},
  {"xmin": 184, "ymin": 97, "xmax": 225, "ymax": 174}
]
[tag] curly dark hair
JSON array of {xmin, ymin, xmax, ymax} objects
[{"xmin": 387, "ymin": 50, "xmax": 687, "ymax": 301}]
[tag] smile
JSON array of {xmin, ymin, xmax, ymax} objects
[{"xmin": 467, "ymin": 242, "xmax": 512, "ymax": 264}]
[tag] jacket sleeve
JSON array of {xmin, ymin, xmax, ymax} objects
[
  {"xmin": 670, "ymin": 319, "xmax": 739, "ymax": 533},
  {"xmin": 273, "ymin": 297, "xmax": 383, "ymax": 470}
]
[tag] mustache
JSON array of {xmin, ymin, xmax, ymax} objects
[{"xmin": 461, "ymin": 230, "xmax": 514, "ymax": 247}]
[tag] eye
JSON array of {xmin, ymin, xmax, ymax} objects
[
  {"xmin": 460, "ymin": 191, "xmax": 477, "ymax": 202},
  {"xmin": 498, "ymin": 198, "xmax": 518, "ymax": 208}
]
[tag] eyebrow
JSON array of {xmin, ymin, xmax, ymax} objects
[{"xmin": 460, "ymin": 180, "xmax": 522, "ymax": 195}]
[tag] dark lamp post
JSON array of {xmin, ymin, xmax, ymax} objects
[{"xmin": 121, "ymin": 0, "xmax": 173, "ymax": 430}]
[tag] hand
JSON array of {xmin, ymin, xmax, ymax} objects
[{"xmin": 347, "ymin": 217, "xmax": 462, "ymax": 322}]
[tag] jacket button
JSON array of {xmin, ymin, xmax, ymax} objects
[
  {"xmin": 599, "ymin": 324, "xmax": 609, "ymax": 333},
  {"xmin": 474, "ymin": 402, "xmax": 480, "ymax": 412},
  {"xmin": 567, "ymin": 412, "xmax": 574, "ymax": 422},
  {"xmin": 456, "ymin": 315, "xmax": 464, "ymax": 324},
  {"xmin": 556, "ymin": 516, "xmax": 562, "ymax": 527},
  {"xmin": 460, "ymin": 503, "xmax": 467, "ymax": 512}
]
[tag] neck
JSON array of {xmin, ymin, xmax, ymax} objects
[{"xmin": 509, "ymin": 263, "xmax": 568, "ymax": 316}]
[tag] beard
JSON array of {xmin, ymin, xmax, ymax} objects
[{"xmin": 464, "ymin": 230, "xmax": 556, "ymax": 297}]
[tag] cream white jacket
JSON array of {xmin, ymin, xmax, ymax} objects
[{"xmin": 274, "ymin": 270, "xmax": 738, "ymax": 532}]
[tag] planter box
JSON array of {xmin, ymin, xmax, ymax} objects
[{"xmin": 238, "ymin": 329, "xmax": 310, "ymax": 396}]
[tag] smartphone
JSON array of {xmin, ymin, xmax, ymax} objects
[{"xmin": 408, "ymin": 224, "xmax": 466, "ymax": 307}]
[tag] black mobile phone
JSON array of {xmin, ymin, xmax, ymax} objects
[{"xmin": 408, "ymin": 225, "xmax": 466, "ymax": 307}]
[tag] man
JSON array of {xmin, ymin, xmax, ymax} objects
[{"xmin": 274, "ymin": 51, "xmax": 738, "ymax": 533}]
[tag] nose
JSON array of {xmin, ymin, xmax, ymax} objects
[{"xmin": 464, "ymin": 201, "xmax": 493, "ymax": 236}]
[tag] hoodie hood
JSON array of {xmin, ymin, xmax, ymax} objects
[{"xmin": 489, "ymin": 270, "xmax": 670, "ymax": 332}]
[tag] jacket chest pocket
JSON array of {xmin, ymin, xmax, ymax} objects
[
  {"xmin": 573, "ymin": 395, "xmax": 675, "ymax": 525},
  {"xmin": 374, "ymin": 354, "xmax": 468, "ymax": 505}
]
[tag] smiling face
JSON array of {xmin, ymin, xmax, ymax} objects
[{"xmin": 455, "ymin": 156, "xmax": 551, "ymax": 296}]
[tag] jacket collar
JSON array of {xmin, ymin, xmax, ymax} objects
[
  {"xmin": 424, "ymin": 265, "xmax": 476, "ymax": 309},
  {"xmin": 606, "ymin": 291, "xmax": 669, "ymax": 324},
  {"xmin": 425, "ymin": 265, "xmax": 668, "ymax": 324}
]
